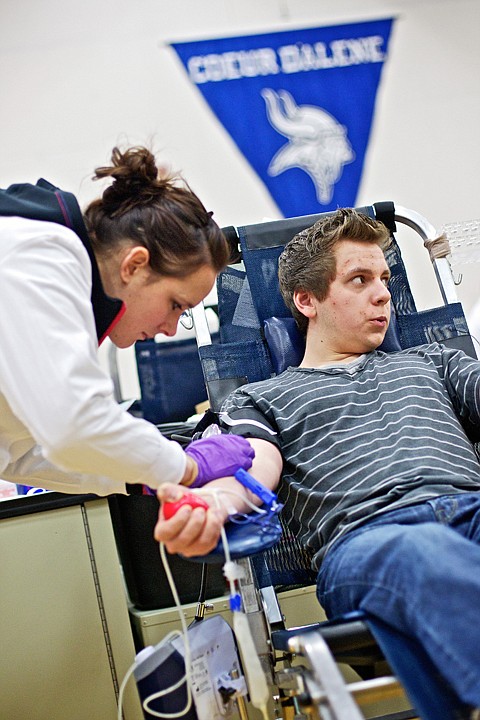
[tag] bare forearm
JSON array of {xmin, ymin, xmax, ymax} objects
[
  {"xmin": 154, "ymin": 438, "xmax": 283, "ymax": 556},
  {"xmin": 195, "ymin": 438, "xmax": 282, "ymax": 519}
]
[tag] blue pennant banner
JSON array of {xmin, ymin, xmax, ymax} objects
[{"xmin": 170, "ymin": 19, "xmax": 394, "ymax": 217}]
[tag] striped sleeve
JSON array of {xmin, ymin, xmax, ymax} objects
[{"xmin": 219, "ymin": 389, "xmax": 280, "ymax": 446}]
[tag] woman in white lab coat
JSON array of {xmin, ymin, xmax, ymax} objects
[{"xmin": 0, "ymin": 146, "xmax": 253, "ymax": 496}]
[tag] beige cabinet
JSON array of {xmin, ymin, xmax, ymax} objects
[{"xmin": 0, "ymin": 496, "xmax": 143, "ymax": 720}]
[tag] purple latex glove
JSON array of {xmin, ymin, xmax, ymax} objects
[{"xmin": 184, "ymin": 435, "xmax": 255, "ymax": 488}]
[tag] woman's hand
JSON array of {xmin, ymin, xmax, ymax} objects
[
  {"xmin": 154, "ymin": 483, "xmax": 226, "ymax": 557},
  {"xmin": 183, "ymin": 434, "xmax": 255, "ymax": 488}
]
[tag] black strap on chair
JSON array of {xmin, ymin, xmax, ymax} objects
[{"xmin": 373, "ymin": 200, "xmax": 397, "ymax": 234}]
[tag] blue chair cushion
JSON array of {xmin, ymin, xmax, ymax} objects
[
  {"xmin": 264, "ymin": 314, "xmax": 402, "ymax": 375},
  {"xmin": 263, "ymin": 317, "xmax": 304, "ymax": 374},
  {"xmin": 186, "ymin": 508, "xmax": 283, "ymax": 564}
]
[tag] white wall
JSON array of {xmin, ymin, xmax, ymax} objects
[{"xmin": 1, "ymin": 0, "xmax": 479, "ymax": 394}]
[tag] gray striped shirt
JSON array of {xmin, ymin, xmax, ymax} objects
[{"xmin": 220, "ymin": 343, "xmax": 480, "ymax": 568}]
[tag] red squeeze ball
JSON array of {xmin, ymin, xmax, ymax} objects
[{"xmin": 162, "ymin": 493, "xmax": 209, "ymax": 520}]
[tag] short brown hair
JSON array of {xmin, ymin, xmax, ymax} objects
[{"xmin": 278, "ymin": 208, "xmax": 391, "ymax": 335}]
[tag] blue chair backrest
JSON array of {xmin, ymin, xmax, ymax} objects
[
  {"xmin": 199, "ymin": 202, "xmax": 474, "ymax": 412},
  {"xmin": 136, "ymin": 335, "xmax": 217, "ymax": 424}
]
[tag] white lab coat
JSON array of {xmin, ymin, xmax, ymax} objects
[{"xmin": 0, "ymin": 215, "xmax": 186, "ymax": 495}]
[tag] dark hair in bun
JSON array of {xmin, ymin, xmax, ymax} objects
[{"xmin": 84, "ymin": 146, "xmax": 229, "ymax": 277}]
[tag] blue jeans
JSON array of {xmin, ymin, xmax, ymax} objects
[{"xmin": 317, "ymin": 493, "xmax": 480, "ymax": 707}]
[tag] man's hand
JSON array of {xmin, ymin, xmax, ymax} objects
[{"xmin": 154, "ymin": 483, "xmax": 227, "ymax": 557}]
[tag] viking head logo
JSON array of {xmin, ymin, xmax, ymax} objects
[{"xmin": 262, "ymin": 88, "xmax": 355, "ymax": 205}]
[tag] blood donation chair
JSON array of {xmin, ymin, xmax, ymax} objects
[{"xmin": 186, "ymin": 202, "xmax": 477, "ymax": 720}]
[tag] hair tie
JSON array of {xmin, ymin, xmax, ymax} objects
[{"xmin": 202, "ymin": 210, "xmax": 214, "ymax": 227}]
